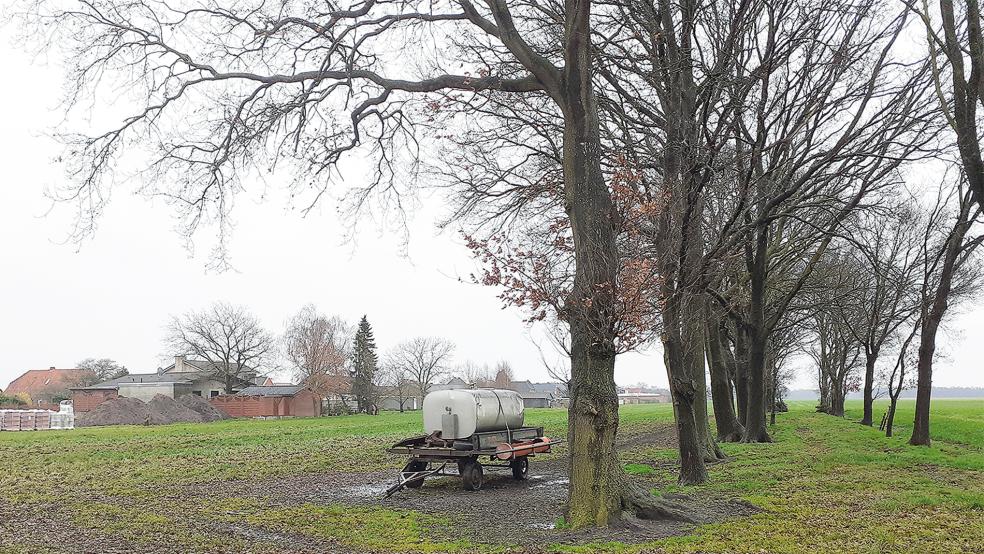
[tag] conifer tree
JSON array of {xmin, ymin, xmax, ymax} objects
[{"xmin": 351, "ymin": 315, "xmax": 378, "ymax": 414}]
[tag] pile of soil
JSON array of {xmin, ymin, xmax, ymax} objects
[
  {"xmin": 146, "ymin": 395, "xmax": 204, "ymax": 425},
  {"xmin": 77, "ymin": 394, "xmax": 222, "ymax": 427},
  {"xmin": 178, "ymin": 394, "xmax": 230, "ymax": 422},
  {"xmin": 77, "ymin": 397, "xmax": 150, "ymax": 427}
]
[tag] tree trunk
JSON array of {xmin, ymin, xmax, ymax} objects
[
  {"xmin": 663, "ymin": 322, "xmax": 709, "ymax": 485},
  {"xmin": 743, "ymin": 225, "xmax": 772, "ymax": 443},
  {"xmin": 559, "ymin": 0, "xmax": 692, "ymax": 523},
  {"xmin": 706, "ymin": 314, "xmax": 744, "ymax": 442},
  {"xmin": 686, "ymin": 310, "xmax": 722, "ymax": 461},
  {"xmin": 733, "ymin": 325, "xmax": 750, "ymax": 423},
  {"xmin": 885, "ymin": 397, "xmax": 898, "ymax": 437},
  {"xmin": 910, "ymin": 194, "xmax": 971, "ymax": 446},
  {"xmin": 860, "ymin": 349, "xmax": 877, "ymax": 426},
  {"xmin": 909, "ymin": 315, "xmax": 940, "ymax": 446}
]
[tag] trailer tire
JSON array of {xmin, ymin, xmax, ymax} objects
[
  {"xmin": 405, "ymin": 460, "xmax": 427, "ymax": 489},
  {"xmin": 460, "ymin": 460, "xmax": 483, "ymax": 491},
  {"xmin": 511, "ymin": 457, "xmax": 529, "ymax": 480}
]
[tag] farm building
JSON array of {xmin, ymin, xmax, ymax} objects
[
  {"xmin": 210, "ymin": 385, "xmax": 320, "ymax": 418},
  {"xmin": 71, "ymin": 356, "xmax": 268, "ymax": 412},
  {"xmin": 4, "ymin": 367, "xmax": 94, "ymax": 408},
  {"xmin": 510, "ymin": 381, "xmax": 567, "ymax": 408},
  {"xmin": 617, "ymin": 392, "xmax": 670, "ymax": 404}
]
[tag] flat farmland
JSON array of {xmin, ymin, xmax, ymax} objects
[{"xmin": 1, "ymin": 400, "xmax": 981, "ymax": 553}]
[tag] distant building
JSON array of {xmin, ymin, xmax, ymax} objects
[
  {"xmin": 617, "ymin": 391, "xmax": 670, "ymax": 405},
  {"xmin": 430, "ymin": 377, "xmax": 469, "ymax": 392},
  {"xmin": 510, "ymin": 380, "xmax": 567, "ymax": 409},
  {"xmin": 4, "ymin": 367, "xmax": 94, "ymax": 407},
  {"xmin": 71, "ymin": 356, "xmax": 262, "ymax": 412}
]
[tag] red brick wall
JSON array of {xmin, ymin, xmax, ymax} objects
[
  {"xmin": 72, "ymin": 389, "xmax": 119, "ymax": 413},
  {"xmin": 211, "ymin": 392, "xmax": 320, "ymax": 418},
  {"xmin": 287, "ymin": 390, "xmax": 321, "ymax": 417}
]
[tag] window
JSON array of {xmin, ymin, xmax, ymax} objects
[
  {"xmin": 210, "ymin": 390, "xmax": 220, "ymax": 398},
  {"xmin": 192, "ymin": 391, "xmax": 202, "ymax": 397}
]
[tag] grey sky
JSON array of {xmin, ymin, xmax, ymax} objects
[{"xmin": 1, "ymin": 14, "xmax": 981, "ymax": 392}]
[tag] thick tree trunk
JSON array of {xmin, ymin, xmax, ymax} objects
[
  {"xmin": 860, "ymin": 350, "xmax": 877, "ymax": 426},
  {"xmin": 909, "ymin": 316, "xmax": 940, "ymax": 446},
  {"xmin": 706, "ymin": 315, "xmax": 744, "ymax": 442},
  {"xmin": 743, "ymin": 226, "xmax": 772, "ymax": 443},
  {"xmin": 663, "ymin": 326, "xmax": 709, "ymax": 485},
  {"xmin": 686, "ymin": 312, "xmax": 723, "ymax": 461},
  {"xmin": 559, "ymin": 1, "xmax": 692, "ymax": 523},
  {"xmin": 828, "ymin": 380, "xmax": 846, "ymax": 417}
]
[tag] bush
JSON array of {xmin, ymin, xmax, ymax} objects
[{"xmin": 0, "ymin": 394, "xmax": 27, "ymax": 407}]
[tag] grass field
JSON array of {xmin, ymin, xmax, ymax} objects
[{"xmin": 1, "ymin": 399, "xmax": 981, "ymax": 553}]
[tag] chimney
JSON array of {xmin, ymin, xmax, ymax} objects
[{"xmin": 174, "ymin": 355, "xmax": 186, "ymax": 373}]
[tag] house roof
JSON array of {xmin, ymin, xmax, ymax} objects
[
  {"xmin": 237, "ymin": 385, "xmax": 307, "ymax": 397},
  {"xmin": 76, "ymin": 371, "xmax": 251, "ymax": 391},
  {"xmin": 5, "ymin": 368, "xmax": 93, "ymax": 395}
]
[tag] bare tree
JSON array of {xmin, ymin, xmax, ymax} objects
[
  {"xmin": 283, "ymin": 305, "xmax": 351, "ymax": 404},
  {"xmin": 387, "ymin": 337, "xmax": 455, "ymax": 401},
  {"xmin": 379, "ymin": 363, "xmax": 417, "ymax": 412},
  {"xmin": 166, "ymin": 302, "xmax": 275, "ymax": 394},
  {"xmin": 911, "ymin": 0, "xmax": 984, "ymax": 208},
  {"xmin": 15, "ymin": 0, "xmax": 688, "ymax": 525},
  {"xmin": 910, "ymin": 182, "xmax": 983, "ymax": 445},
  {"xmin": 76, "ymin": 358, "xmax": 129, "ymax": 386},
  {"xmin": 839, "ymin": 206, "xmax": 924, "ymax": 425}
]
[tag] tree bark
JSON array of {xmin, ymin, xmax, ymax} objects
[
  {"xmin": 560, "ymin": 0, "xmax": 693, "ymax": 525},
  {"xmin": 860, "ymin": 349, "xmax": 878, "ymax": 426},
  {"xmin": 706, "ymin": 313, "xmax": 744, "ymax": 442},
  {"xmin": 885, "ymin": 399, "xmax": 898, "ymax": 437},
  {"xmin": 743, "ymin": 225, "xmax": 772, "ymax": 443},
  {"xmin": 663, "ymin": 325, "xmax": 710, "ymax": 485}
]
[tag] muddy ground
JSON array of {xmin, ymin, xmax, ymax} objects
[
  {"xmin": 200, "ymin": 423, "xmax": 756, "ymax": 549},
  {"xmin": 2, "ymin": 424, "xmax": 756, "ymax": 553}
]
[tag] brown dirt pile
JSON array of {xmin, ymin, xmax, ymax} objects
[
  {"xmin": 77, "ymin": 394, "xmax": 223, "ymax": 427},
  {"xmin": 178, "ymin": 394, "xmax": 230, "ymax": 422}
]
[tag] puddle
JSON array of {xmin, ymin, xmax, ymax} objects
[
  {"xmin": 336, "ymin": 481, "xmax": 393, "ymax": 497},
  {"xmin": 531, "ymin": 478, "xmax": 568, "ymax": 489}
]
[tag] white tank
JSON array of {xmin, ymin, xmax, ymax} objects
[{"xmin": 423, "ymin": 389, "xmax": 525, "ymax": 439}]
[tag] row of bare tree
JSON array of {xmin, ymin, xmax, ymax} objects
[
  {"xmin": 17, "ymin": 0, "xmax": 984, "ymax": 528},
  {"xmin": 166, "ymin": 302, "xmax": 463, "ymax": 409}
]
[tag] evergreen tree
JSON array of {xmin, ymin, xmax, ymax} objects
[{"xmin": 351, "ymin": 315, "xmax": 378, "ymax": 414}]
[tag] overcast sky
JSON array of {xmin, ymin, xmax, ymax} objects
[{"xmin": 1, "ymin": 14, "xmax": 982, "ymax": 392}]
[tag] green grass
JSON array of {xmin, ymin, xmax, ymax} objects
[{"xmin": 0, "ymin": 400, "xmax": 981, "ymax": 553}]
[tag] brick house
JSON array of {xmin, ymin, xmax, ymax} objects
[
  {"xmin": 4, "ymin": 368, "xmax": 94, "ymax": 408},
  {"xmin": 71, "ymin": 356, "xmax": 265, "ymax": 412}
]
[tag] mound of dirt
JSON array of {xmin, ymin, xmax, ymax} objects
[
  {"xmin": 146, "ymin": 394, "xmax": 204, "ymax": 425},
  {"xmin": 77, "ymin": 394, "xmax": 220, "ymax": 427},
  {"xmin": 177, "ymin": 394, "xmax": 230, "ymax": 422},
  {"xmin": 77, "ymin": 397, "xmax": 150, "ymax": 427}
]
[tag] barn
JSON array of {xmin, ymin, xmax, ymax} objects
[{"xmin": 210, "ymin": 385, "xmax": 320, "ymax": 418}]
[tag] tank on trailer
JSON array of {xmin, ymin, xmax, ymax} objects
[{"xmin": 422, "ymin": 388, "xmax": 524, "ymax": 439}]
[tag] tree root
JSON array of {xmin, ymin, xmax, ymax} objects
[
  {"xmin": 620, "ymin": 482, "xmax": 696, "ymax": 523},
  {"xmin": 717, "ymin": 430, "xmax": 744, "ymax": 443}
]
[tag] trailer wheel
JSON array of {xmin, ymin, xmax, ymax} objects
[
  {"xmin": 404, "ymin": 460, "xmax": 427, "ymax": 489},
  {"xmin": 511, "ymin": 457, "xmax": 529, "ymax": 480},
  {"xmin": 460, "ymin": 460, "xmax": 484, "ymax": 491}
]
